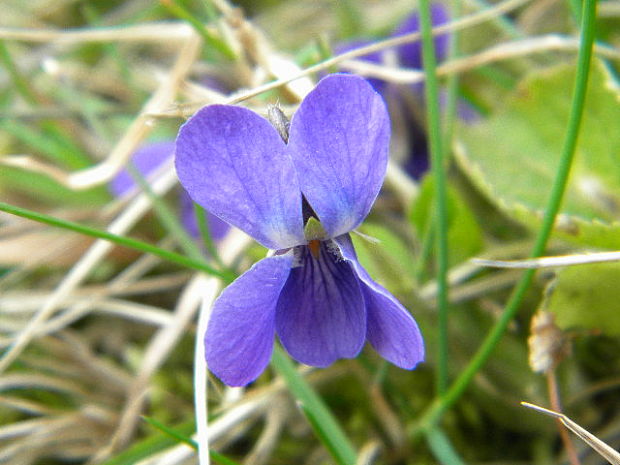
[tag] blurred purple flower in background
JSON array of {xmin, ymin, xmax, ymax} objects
[
  {"xmin": 336, "ymin": 4, "xmax": 477, "ymax": 179},
  {"xmin": 175, "ymin": 74, "xmax": 424, "ymax": 386},
  {"xmin": 109, "ymin": 140, "xmax": 229, "ymax": 241}
]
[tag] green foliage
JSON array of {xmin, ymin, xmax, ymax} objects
[
  {"xmin": 546, "ymin": 262, "xmax": 620, "ymax": 335},
  {"xmin": 456, "ymin": 60, "xmax": 620, "ymax": 249},
  {"xmin": 410, "ymin": 174, "xmax": 484, "ymax": 266},
  {"xmin": 352, "ymin": 222, "xmax": 416, "ymax": 293}
]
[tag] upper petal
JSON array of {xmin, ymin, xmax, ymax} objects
[
  {"xmin": 205, "ymin": 254, "xmax": 293, "ymax": 386},
  {"xmin": 275, "ymin": 242, "xmax": 366, "ymax": 367},
  {"xmin": 288, "ymin": 74, "xmax": 390, "ymax": 237},
  {"xmin": 175, "ymin": 105, "xmax": 305, "ymax": 250},
  {"xmin": 335, "ymin": 235, "xmax": 424, "ymax": 369}
]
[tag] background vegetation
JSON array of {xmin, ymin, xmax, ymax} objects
[{"xmin": 0, "ymin": 0, "xmax": 619, "ymax": 464}]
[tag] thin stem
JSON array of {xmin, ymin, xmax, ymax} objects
[
  {"xmin": 271, "ymin": 346, "xmax": 357, "ymax": 465},
  {"xmin": 160, "ymin": 0, "xmax": 236, "ymax": 60},
  {"xmin": 194, "ymin": 203, "xmax": 225, "ymax": 269},
  {"xmin": 0, "ymin": 201, "xmax": 232, "ymax": 281},
  {"xmin": 547, "ymin": 371, "xmax": 581, "ymax": 465},
  {"xmin": 426, "ymin": 427, "xmax": 467, "ymax": 465},
  {"xmin": 126, "ymin": 163, "xmax": 205, "ymax": 262},
  {"xmin": 0, "ymin": 41, "xmax": 38, "ymax": 103},
  {"xmin": 419, "ymin": 0, "xmax": 450, "ymax": 396},
  {"xmin": 443, "ymin": 0, "xmax": 462, "ymax": 153},
  {"xmin": 414, "ymin": 0, "xmax": 597, "ymax": 434}
]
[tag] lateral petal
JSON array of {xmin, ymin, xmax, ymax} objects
[
  {"xmin": 335, "ymin": 235, "xmax": 424, "ymax": 369},
  {"xmin": 175, "ymin": 105, "xmax": 304, "ymax": 250},
  {"xmin": 205, "ymin": 254, "xmax": 293, "ymax": 386},
  {"xmin": 288, "ymin": 74, "xmax": 390, "ymax": 237},
  {"xmin": 275, "ymin": 242, "xmax": 366, "ymax": 367}
]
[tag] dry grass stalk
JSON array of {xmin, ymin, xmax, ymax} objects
[{"xmin": 522, "ymin": 402, "xmax": 620, "ymax": 465}]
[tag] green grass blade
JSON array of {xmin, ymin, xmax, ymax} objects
[
  {"xmin": 414, "ymin": 0, "xmax": 598, "ymax": 434},
  {"xmin": 419, "ymin": 0, "xmax": 450, "ymax": 396},
  {"xmin": 100, "ymin": 420, "xmax": 195, "ymax": 465},
  {"xmin": 141, "ymin": 416, "xmax": 198, "ymax": 449},
  {"xmin": 126, "ymin": 163, "xmax": 204, "ymax": 262},
  {"xmin": 426, "ymin": 427, "xmax": 467, "ymax": 465},
  {"xmin": 161, "ymin": 0, "xmax": 236, "ymax": 61},
  {"xmin": 194, "ymin": 202, "xmax": 225, "ymax": 269},
  {"xmin": 271, "ymin": 346, "xmax": 357, "ymax": 465},
  {"xmin": 0, "ymin": 201, "xmax": 232, "ymax": 281}
]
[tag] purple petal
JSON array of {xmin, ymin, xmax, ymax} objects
[
  {"xmin": 205, "ymin": 254, "xmax": 293, "ymax": 386},
  {"xmin": 179, "ymin": 188, "xmax": 229, "ymax": 240},
  {"xmin": 175, "ymin": 105, "xmax": 305, "ymax": 250},
  {"xmin": 275, "ymin": 241, "xmax": 366, "ymax": 366},
  {"xmin": 288, "ymin": 74, "xmax": 390, "ymax": 237},
  {"xmin": 335, "ymin": 235, "xmax": 424, "ymax": 369},
  {"xmin": 109, "ymin": 141, "xmax": 175, "ymax": 197},
  {"xmin": 393, "ymin": 4, "xmax": 450, "ymax": 69}
]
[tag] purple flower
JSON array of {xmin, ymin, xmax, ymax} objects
[
  {"xmin": 175, "ymin": 74, "xmax": 424, "ymax": 386},
  {"xmin": 109, "ymin": 141, "xmax": 229, "ymax": 241}
]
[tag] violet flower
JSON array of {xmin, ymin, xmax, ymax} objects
[
  {"xmin": 175, "ymin": 74, "xmax": 424, "ymax": 386},
  {"xmin": 109, "ymin": 140, "xmax": 228, "ymax": 241}
]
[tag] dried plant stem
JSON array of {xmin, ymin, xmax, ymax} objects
[
  {"xmin": 473, "ymin": 251, "xmax": 620, "ymax": 269},
  {"xmin": 547, "ymin": 371, "xmax": 581, "ymax": 465},
  {"xmin": 0, "ymin": 23, "xmax": 193, "ymax": 42},
  {"xmin": 0, "ymin": 169, "xmax": 178, "ymax": 375},
  {"xmin": 340, "ymin": 35, "xmax": 620, "ymax": 84},
  {"xmin": 195, "ymin": 230, "xmax": 253, "ymax": 465}
]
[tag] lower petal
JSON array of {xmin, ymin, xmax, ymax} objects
[
  {"xmin": 335, "ymin": 235, "xmax": 424, "ymax": 369},
  {"xmin": 205, "ymin": 254, "xmax": 293, "ymax": 386},
  {"xmin": 275, "ymin": 243, "xmax": 366, "ymax": 367}
]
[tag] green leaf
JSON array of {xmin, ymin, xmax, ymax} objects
[
  {"xmin": 0, "ymin": 166, "xmax": 109, "ymax": 207},
  {"xmin": 456, "ymin": 60, "xmax": 620, "ymax": 248},
  {"xmin": 410, "ymin": 175, "xmax": 484, "ymax": 266},
  {"xmin": 546, "ymin": 262, "xmax": 620, "ymax": 335},
  {"xmin": 352, "ymin": 223, "xmax": 417, "ymax": 293}
]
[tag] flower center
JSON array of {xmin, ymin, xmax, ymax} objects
[{"xmin": 308, "ymin": 239, "xmax": 321, "ymax": 259}]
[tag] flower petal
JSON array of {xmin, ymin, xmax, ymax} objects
[
  {"xmin": 335, "ymin": 235, "xmax": 424, "ymax": 368},
  {"xmin": 109, "ymin": 141, "xmax": 175, "ymax": 197},
  {"xmin": 393, "ymin": 4, "xmax": 450, "ymax": 70},
  {"xmin": 288, "ymin": 74, "xmax": 390, "ymax": 237},
  {"xmin": 205, "ymin": 254, "xmax": 293, "ymax": 386},
  {"xmin": 275, "ymin": 242, "xmax": 366, "ymax": 366},
  {"xmin": 175, "ymin": 105, "xmax": 304, "ymax": 250}
]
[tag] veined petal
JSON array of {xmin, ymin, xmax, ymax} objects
[
  {"xmin": 335, "ymin": 235, "xmax": 424, "ymax": 368},
  {"xmin": 205, "ymin": 254, "xmax": 293, "ymax": 386},
  {"xmin": 175, "ymin": 105, "xmax": 304, "ymax": 250},
  {"xmin": 275, "ymin": 242, "xmax": 366, "ymax": 366},
  {"xmin": 288, "ymin": 74, "xmax": 390, "ymax": 237},
  {"xmin": 109, "ymin": 141, "xmax": 175, "ymax": 197}
]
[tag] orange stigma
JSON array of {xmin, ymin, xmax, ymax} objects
[{"xmin": 308, "ymin": 239, "xmax": 320, "ymax": 259}]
